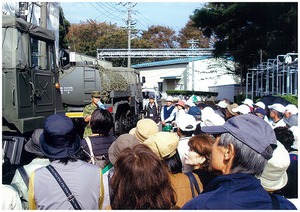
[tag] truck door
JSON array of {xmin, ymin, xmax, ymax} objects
[{"xmin": 31, "ymin": 38, "xmax": 56, "ymax": 117}]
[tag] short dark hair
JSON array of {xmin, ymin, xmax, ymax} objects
[
  {"xmin": 163, "ymin": 150, "xmax": 182, "ymax": 174},
  {"xmin": 90, "ymin": 109, "xmax": 113, "ymax": 135},
  {"xmin": 274, "ymin": 126, "xmax": 295, "ymax": 152}
]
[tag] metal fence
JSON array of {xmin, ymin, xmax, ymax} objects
[{"xmin": 246, "ymin": 53, "xmax": 298, "ymax": 99}]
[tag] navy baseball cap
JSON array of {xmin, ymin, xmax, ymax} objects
[{"xmin": 201, "ymin": 114, "xmax": 277, "ymax": 160}]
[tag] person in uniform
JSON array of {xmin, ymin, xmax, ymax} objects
[{"xmin": 83, "ymin": 91, "xmax": 102, "ymax": 138}]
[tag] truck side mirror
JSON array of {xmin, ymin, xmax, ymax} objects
[
  {"xmin": 142, "ymin": 76, "xmax": 146, "ymax": 84},
  {"xmin": 59, "ymin": 49, "xmax": 70, "ymax": 70}
]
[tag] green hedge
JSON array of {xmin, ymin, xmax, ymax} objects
[{"xmin": 166, "ymin": 90, "xmax": 218, "ymax": 97}]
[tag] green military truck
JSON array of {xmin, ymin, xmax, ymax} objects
[{"xmin": 2, "ymin": 15, "xmax": 65, "ymax": 182}]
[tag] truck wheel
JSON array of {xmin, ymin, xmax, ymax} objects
[{"xmin": 115, "ymin": 113, "xmax": 129, "ymax": 135}]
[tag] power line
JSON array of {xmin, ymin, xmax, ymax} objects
[{"xmin": 88, "ymin": 2, "xmax": 123, "ymax": 24}]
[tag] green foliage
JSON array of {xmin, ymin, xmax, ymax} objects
[
  {"xmin": 166, "ymin": 90, "xmax": 218, "ymax": 97},
  {"xmin": 59, "ymin": 6, "xmax": 70, "ymax": 49},
  {"xmin": 191, "ymin": 2, "xmax": 298, "ymax": 80},
  {"xmin": 280, "ymin": 95, "xmax": 298, "ymax": 106}
]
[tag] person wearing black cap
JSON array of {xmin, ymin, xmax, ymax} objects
[
  {"xmin": 10, "ymin": 129, "xmax": 50, "ymax": 209},
  {"xmin": 28, "ymin": 114, "xmax": 104, "ymax": 210},
  {"xmin": 143, "ymin": 95, "xmax": 160, "ymax": 124},
  {"xmin": 182, "ymin": 114, "xmax": 296, "ymax": 209},
  {"xmin": 83, "ymin": 91, "xmax": 103, "ymax": 138}
]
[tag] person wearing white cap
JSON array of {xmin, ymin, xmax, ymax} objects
[
  {"xmin": 215, "ymin": 100, "xmax": 228, "ymax": 119},
  {"xmin": 253, "ymin": 101, "xmax": 269, "ymax": 123},
  {"xmin": 232, "ymin": 104, "xmax": 251, "ymax": 115},
  {"xmin": 175, "ymin": 113, "xmax": 197, "ymax": 172},
  {"xmin": 242, "ymin": 98, "xmax": 254, "ymax": 112},
  {"xmin": 254, "ymin": 101, "xmax": 266, "ymax": 110},
  {"xmin": 284, "ymin": 104, "xmax": 298, "ymax": 118},
  {"xmin": 268, "ymin": 103, "xmax": 287, "ymax": 129},
  {"xmin": 160, "ymin": 96, "xmax": 176, "ymax": 127}
]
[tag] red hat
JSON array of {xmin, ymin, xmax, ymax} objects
[{"xmin": 176, "ymin": 100, "xmax": 185, "ymax": 108}]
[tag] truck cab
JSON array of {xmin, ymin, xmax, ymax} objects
[{"xmin": 2, "ymin": 15, "xmax": 64, "ymax": 182}]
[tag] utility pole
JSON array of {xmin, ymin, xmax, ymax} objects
[
  {"xmin": 125, "ymin": 2, "xmax": 136, "ymax": 68},
  {"xmin": 187, "ymin": 39, "xmax": 199, "ymax": 91}
]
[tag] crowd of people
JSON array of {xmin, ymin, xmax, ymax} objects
[{"xmin": 2, "ymin": 91, "xmax": 298, "ymax": 210}]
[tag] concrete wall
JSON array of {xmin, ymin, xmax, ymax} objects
[{"xmin": 209, "ymin": 84, "xmax": 241, "ymax": 102}]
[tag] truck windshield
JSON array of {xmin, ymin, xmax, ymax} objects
[{"xmin": 142, "ymin": 91, "xmax": 155, "ymax": 99}]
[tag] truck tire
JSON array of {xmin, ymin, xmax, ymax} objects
[{"xmin": 115, "ymin": 112, "xmax": 132, "ymax": 135}]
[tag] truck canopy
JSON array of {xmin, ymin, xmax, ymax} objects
[{"xmin": 2, "ymin": 15, "xmax": 55, "ymax": 41}]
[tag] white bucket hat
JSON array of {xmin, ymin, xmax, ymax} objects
[{"xmin": 259, "ymin": 141, "xmax": 290, "ymax": 191}]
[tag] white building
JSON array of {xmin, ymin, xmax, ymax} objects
[{"xmin": 132, "ymin": 56, "xmax": 241, "ymax": 102}]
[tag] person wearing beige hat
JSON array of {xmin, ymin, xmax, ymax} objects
[
  {"xmin": 225, "ymin": 103, "xmax": 238, "ymax": 120},
  {"xmin": 129, "ymin": 118, "xmax": 159, "ymax": 142},
  {"xmin": 144, "ymin": 132, "xmax": 202, "ymax": 208},
  {"xmin": 101, "ymin": 134, "xmax": 140, "ymax": 209}
]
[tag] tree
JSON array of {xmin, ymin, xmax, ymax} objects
[
  {"xmin": 178, "ymin": 20, "xmax": 210, "ymax": 48},
  {"xmin": 59, "ymin": 6, "xmax": 70, "ymax": 50},
  {"xmin": 191, "ymin": 2, "xmax": 298, "ymax": 81},
  {"xmin": 141, "ymin": 25, "xmax": 179, "ymax": 48},
  {"xmin": 66, "ymin": 20, "xmax": 127, "ymax": 58}
]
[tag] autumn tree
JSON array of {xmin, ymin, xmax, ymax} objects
[
  {"xmin": 141, "ymin": 25, "xmax": 179, "ymax": 48},
  {"xmin": 178, "ymin": 20, "xmax": 210, "ymax": 48},
  {"xmin": 66, "ymin": 20, "xmax": 127, "ymax": 57}
]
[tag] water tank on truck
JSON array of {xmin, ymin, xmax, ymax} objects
[
  {"xmin": 59, "ymin": 51, "xmax": 143, "ymax": 137},
  {"xmin": 2, "ymin": 15, "xmax": 64, "ymax": 182}
]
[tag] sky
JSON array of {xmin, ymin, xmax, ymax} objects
[{"xmin": 60, "ymin": 1, "xmax": 205, "ymax": 33}]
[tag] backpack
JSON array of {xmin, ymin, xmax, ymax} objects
[{"xmin": 83, "ymin": 137, "xmax": 109, "ymax": 169}]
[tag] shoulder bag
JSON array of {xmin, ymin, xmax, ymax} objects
[
  {"xmin": 46, "ymin": 165, "xmax": 82, "ymax": 210},
  {"xmin": 185, "ymin": 172, "xmax": 201, "ymax": 198}
]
